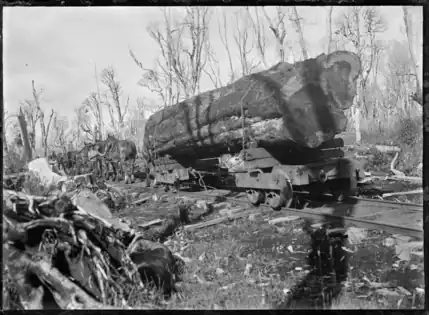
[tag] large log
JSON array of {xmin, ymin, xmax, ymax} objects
[{"xmin": 144, "ymin": 51, "xmax": 361, "ymax": 161}]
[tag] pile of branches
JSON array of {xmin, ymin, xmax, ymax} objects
[{"xmin": 3, "ymin": 188, "xmax": 186, "ymax": 310}]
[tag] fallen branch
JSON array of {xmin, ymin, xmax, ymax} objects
[
  {"xmin": 131, "ymin": 196, "xmax": 151, "ymax": 205},
  {"xmin": 138, "ymin": 218, "xmax": 165, "ymax": 229},
  {"xmin": 390, "ymin": 152, "xmax": 406, "ymax": 177},
  {"xmin": 184, "ymin": 208, "xmax": 260, "ymax": 232},
  {"xmin": 382, "ymin": 189, "xmax": 423, "ymax": 198}
]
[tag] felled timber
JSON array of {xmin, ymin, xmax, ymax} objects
[{"xmin": 144, "ymin": 51, "xmax": 361, "ymax": 161}]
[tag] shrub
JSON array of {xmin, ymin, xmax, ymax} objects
[
  {"xmin": 396, "ymin": 116, "xmax": 422, "ymax": 147},
  {"xmin": 21, "ymin": 172, "xmax": 58, "ymax": 196}
]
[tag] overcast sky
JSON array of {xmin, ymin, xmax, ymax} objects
[{"xmin": 3, "ymin": 6, "xmax": 420, "ymax": 131}]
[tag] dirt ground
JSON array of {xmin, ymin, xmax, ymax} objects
[{"xmin": 114, "ymin": 189, "xmax": 424, "ymax": 310}]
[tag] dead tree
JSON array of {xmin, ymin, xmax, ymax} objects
[
  {"xmin": 20, "ymin": 100, "xmax": 40, "ymax": 152},
  {"xmin": 245, "ymin": 7, "xmax": 269, "ymax": 69},
  {"xmin": 232, "ymin": 8, "xmax": 261, "ymax": 76},
  {"xmin": 335, "ymin": 6, "xmax": 386, "ymax": 143},
  {"xmin": 217, "ymin": 8, "xmax": 236, "ymax": 83},
  {"xmin": 326, "ymin": 7, "xmax": 334, "ymax": 54},
  {"xmin": 130, "ymin": 8, "xmax": 211, "ymax": 107},
  {"xmin": 82, "ymin": 93, "xmax": 103, "ymax": 140},
  {"xmin": 100, "ymin": 66, "xmax": 129, "ymax": 131},
  {"xmin": 262, "ymin": 7, "xmax": 287, "ymax": 63},
  {"xmin": 51, "ymin": 116, "xmax": 73, "ymax": 153},
  {"xmin": 289, "ymin": 7, "xmax": 309, "ymax": 60},
  {"xmin": 402, "ymin": 6, "xmax": 422, "ymax": 106},
  {"xmin": 17, "ymin": 107, "xmax": 33, "ymax": 162},
  {"xmin": 203, "ymin": 41, "xmax": 223, "ymax": 88},
  {"xmin": 32, "ymin": 80, "xmax": 55, "ymax": 157}
]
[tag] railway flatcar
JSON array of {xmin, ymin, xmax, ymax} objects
[{"xmin": 143, "ymin": 51, "xmax": 363, "ymax": 210}]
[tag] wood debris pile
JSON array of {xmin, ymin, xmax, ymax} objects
[{"xmin": 3, "ymin": 187, "xmax": 186, "ymax": 310}]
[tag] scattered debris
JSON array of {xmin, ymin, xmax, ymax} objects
[
  {"xmin": 268, "ymin": 216, "xmax": 301, "ymax": 225},
  {"xmin": 346, "ymin": 227, "xmax": 368, "ymax": 245},
  {"xmin": 219, "ymin": 206, "xmax": 244, "ymax": 217},
  {"xmin": 383, "ymin": 237, "xmax": 395, "ymax": 247},
  {"xmin": 3, "ymin": 183, "xmax": 186, "ymax": 309},
  {"xmin": 138, "ymin": 219, "xmax": 165, "ymax": 229},
  {"xmin": 244, "ymin": 264, "xmax": 252, "ymax": 276},
  {"xmin": 395, "ymin": 241, "xmax": 423, "ymax": 261},
  {"xmin": 132, "ymin": 196, "xmax": 151, "ymax": 205}
]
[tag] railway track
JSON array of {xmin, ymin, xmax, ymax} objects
[{"xmin": 112, "ymin": 181, "xmax": 423, "ymax": 240}]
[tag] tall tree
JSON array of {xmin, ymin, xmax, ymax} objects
[
  {"xmin": 232, "ymin": 8, "xmax": 261, "ymax": 77},
  {"xmin": 19, "ymin": 99, "xmax": 40, "ymax": 152},
  {"xmin": 31, "ymin": 80, "xmax": 55, "ymax": 157},
  {"xmin": 82, "ymin": 93, "xmax": 103, "ymax": 141},
  {"xmin": 402, "ymin": 6, "xmax": 422, "ymax": 106},
  {"xmin": 289, "ymin": 7, "xmax": 309, "ymax": 60},
  {"xmin": 246, "ymin": 7, "xmax": 269, "ymax": 69},
  {"xmin": 335, "ymin": 6, "xmax": 386, "ymax": 143},
  {"xmin": 326, "ymin": 7, "xmax": 334, "ymax": 54},
  {"xmin": 217, "ymin": 8, "xmax": 236, "ymax": 83},
  {"xmin": 262, "ymin": 7, "xmax": 287, "ymax": 63},
  {"xmin": 100, "ymin": 66, "xmax": 129, "ymax": 131},
  {"xmin": 130, "ymin": 7, "xmax": 212, "ymax": 106}
]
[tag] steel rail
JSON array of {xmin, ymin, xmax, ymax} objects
[
  {"xmin": 172, "ymin": 190, "xmax": 423, "ymax": 240},
  {"xmin": 102, "ymin": 181, "xmax": 425, "ymax": 239}
]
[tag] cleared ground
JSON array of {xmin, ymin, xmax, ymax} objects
[{"xmin": 113, "ymin": 185, "xmax": 424, "ymax": 309}]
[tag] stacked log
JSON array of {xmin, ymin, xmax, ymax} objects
[{"xmin": 143, "ymin": 51, "xmax": 361, "ymax": 162}]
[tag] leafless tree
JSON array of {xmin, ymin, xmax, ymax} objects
[
  {"xmin": 31, "ymin": 80, "xmax": 55, "ymax": 157},
  {"xmin": 203, "ymin": 41, "xmax": 223, "ymax": 88},
  {"xmin": 289, "ymin": 7, "xmax": 308, "ymax": 60},
  {"xmin": 402, "ymin": 6, "xmax": 422, "ymax": 106},
  {"xmin": 335, "ymin": 6, "xmax": 386, "ymax": 143},
  {"xmin": 326, "ymin": 7, "xmax": 334, "ymax": 54},
  {"xmin": 262, "ymin": 7, "xmax": 287, "ymax": 63},
  {"xmin": 130, "ymin": 7, "xmax": 212, "ymax": 106},
  {"xmin": 17, "ymin": 107, "xmax": 32, "ymax": 162},
  {"xmin": 50, "ymin": 116, "xmax": 74, "ymax": 153},
  {"xmin": 232, "ymin": 8, "xmax": 261, "ymax": 77},
  {"xmin": 246, "ymin": 7, "xmax": 269, "ymax": 69},
  {"xmin": 217, "ymin": 8, "xmax": 236, "ymax": 83},
  {"xmin": 82, "ymin": 92, "xmax": 103, "ymax": 141},
  {"xmin": 19, "ymin": 99, "xmax": 40, "ymax": 152},
  {"xmin": 127, "ymin": 97, "xmax": 150, "ymax": 154},
  {"xmin": 100, "ymin": 66, "xmax": 129, "ymax": 130}
]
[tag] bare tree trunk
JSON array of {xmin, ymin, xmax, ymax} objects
[
  {"xmin": 290, "ymin": 7, "xmax": 308, "ymax": 60},
  {"xmin": 218, "ymin": 9, "xmax": 236, "ymax": 82},
  {"xmin": 17, "ymin": 108, "xmax": 32, "ymax": 162},
  {"xmin": 326, "ymin": 7, "xmax": 334, "ymax": 54},
  {"xmin": 353, "ymin": 9, "xmax": 362, "ymax": 144},
  {"xmin": 262, "ymin": 7, "xmax": 287, "ymax": 63},
  {"xmin": 402, "ymin": 6, "xmax": 422, "ymax": 105},
  {"xmin": 246, "ymin": 7, "xmax": 269, "ymax": 69},
  {"xmin": 32, "ymin": 80, "xmax": 55, "ymax": 157}
]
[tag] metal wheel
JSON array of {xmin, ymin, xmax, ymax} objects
[
  {"xmin": 246, "ymin": 189, "xmax": 263, "ymax": 206},
  {"xmin": 266, "ymin": 191, "xmax": 284, "ymax": 211},
  {"xmin": 268, "ymin": 167, "xmax": 294, "ymax": 211},
  {"xmin": 330, "ymin": 178, "xmax": 357, "ymax": 202}
]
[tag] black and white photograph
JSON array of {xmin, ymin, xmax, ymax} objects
[{"xmin": 3, "ymin": 5, "xmax": 424, "ymax": 310}]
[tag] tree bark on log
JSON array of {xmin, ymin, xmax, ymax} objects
[{"xmin": 144, "ymin": 51, "xmax": 361, "ymax": 161}]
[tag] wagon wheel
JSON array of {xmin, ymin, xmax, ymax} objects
[
  {"xmin": 329, "ymin": 178, "xmax": 357, "ymax": 202},
  {"xmin": 246, "ymin": 189, "xmax": 263, "ymax": 206},
  {"xmin": 267, "ymin": 168, "xmax": 294, "ymax": 211},
  {"xmin": 266, "ymin": 191, "xmax": 293, "ymax": 211}
]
